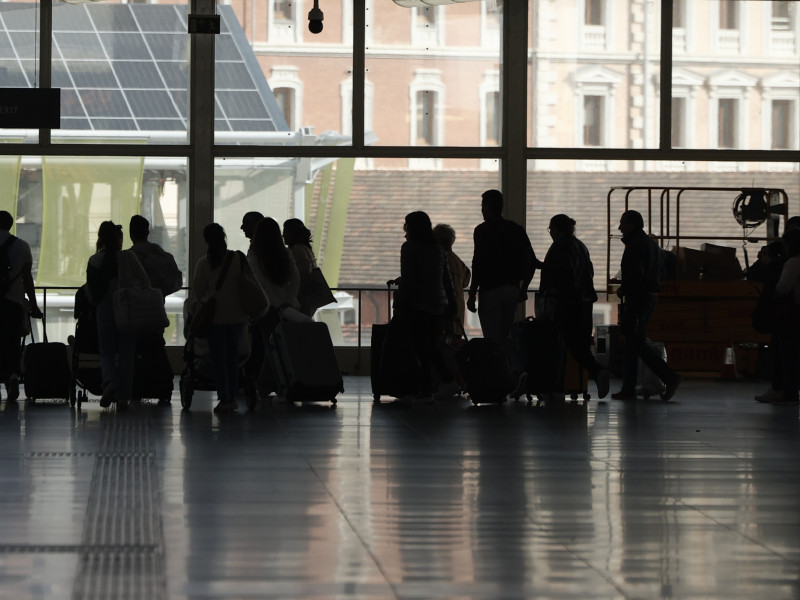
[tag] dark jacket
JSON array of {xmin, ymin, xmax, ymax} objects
[
  {"xmin": 470, "ymin": 217, "xmax": 537, "ymax": 294},
  {"xmin": 540, "ymin": 235, "xmax": 598, "ymax": 304},
  {"xmin": 620, "ymin": 228, "xmax": 663, "ymax": 303},
  {"xmin": 395, "ymin": 240, "xmax": 453, "ymax": 316}
]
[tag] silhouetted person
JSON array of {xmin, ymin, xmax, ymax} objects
[
  {"xmin": 249, "ymin": 217, "xmax": 298, "ymax": 396},
  {"xmin": 540, "ymin": 214, "xmax": 609, "ymax": 399},
  {"xmin": 433, "ymin": 223, "xmax": 471, "ymax": 334},
  {"xmin": 129, "ymin": 215, "xmax": 182, "ymax": 298},
  {"xmin": 611, "ymin": 210, "xmax": 681, "ymax": 401},
  {"xmin": 283, "ymin": 218, "xmax": 322, "ymax": 317},
  {"xmin": 0, "ymin": 210, "xmax": 42, "ymax": 402},
  {"xmin": 240, "ymin": 211, "xmax": 264, "ymax": 263},
  {"xmin": 87, "ymin": 221, "xmax": 149, "ymax": 411}
]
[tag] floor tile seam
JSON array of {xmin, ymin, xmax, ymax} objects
[
  {"xmin": 0, "ymin": 543, "xmax": 161, "ymax": 553},
  {"xmin": 270, "ymin": 413, "xmax": 403, "ymax": 600}
]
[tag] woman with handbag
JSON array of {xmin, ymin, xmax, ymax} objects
[
  {"xmin": 283, "ymin": 218, "xmax": 334, "ymax": 317},
  {"xmin": 191, "ymin": 223, "xmax": 250, "ymax": 413},
  {"xmin": 250, "ymin": 217, "xmax": 300, "ymax": 395},
  {"xmin": 86, "ymin": 221, "xmax": 150, "ymax": 411}
]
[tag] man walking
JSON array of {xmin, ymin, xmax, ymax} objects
[
  {"xmin": 0, "ymin": 210, "xmax": 42, "ymax": 401},
  {"xmin": 611, "ymin": 210, "xmax": 681, "ymax": 401}
]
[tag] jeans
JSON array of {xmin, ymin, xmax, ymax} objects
[
  {"xmin": 208, "ymin": 322, "xmax": 246, "ymax": 402},
  {"xmin": 96, "ymin": 297, "xmax": 137, "ymax": 400},
  {"xmin": 620, "ymin": 295, "xmax": 676, "ymax": 392}
]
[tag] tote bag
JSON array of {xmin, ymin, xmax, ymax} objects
[
  {"xmin": 298, "ymin": 267, "xmax": 336, "ymax": 313},
  {"xmin": 113, "ymin": 251, "xmax": 169, "ymax": 333}
]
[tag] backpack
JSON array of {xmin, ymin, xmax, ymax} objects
[{"xmin": 0, "ymin": 234, "xmax": 18, "ymax": 298}]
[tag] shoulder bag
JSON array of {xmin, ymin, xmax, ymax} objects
[
  {"xmin": 298, "ymin": 266, "xmax": 336, "ymax": 314},
  {"xmin": 113, "ymin": 250, "xmax": 170, "ymax": 333},
  {"xmin": 237, "ymin": 251, "xmax": 269, "ymax": 319},
  {"xmin": 190, "ymin": 251, "xmax": 233, "ymax": 339}
]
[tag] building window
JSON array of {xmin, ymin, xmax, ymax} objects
[
  {"xmin": 671, "ymin": 97, "xmax": 686, "ymax": 148},
  {"xmin": 673, "ymin": 0, "xmax": 684, "ymax": 27},
  {"xmin": 716, "ymin": 0, "xmax": 743, "ymax": 52},
  {"xmin": 772, "ymin": 1, "xmax": 792, "ymax": 30},
  {"xmin": 481, "ymin": 2, "xmax": 501, "ymax": 48},
  {"xmin": 274, "ymin": 0, "xmax": 294, "ymax": 23},
  {"xmin": 415, "ymin": 91, "xmax": 436, "ymax": 146},
  {"xmin": 771, "ymin": 99, "xmax": 793, "ymax": 150},
  {"xmin": 274, "ymin": 88, "xmax": 295, "ymax": 131},
  {"xmin": 583, "ymin": 95, "xmax": 603, "ymax": 147},
  {"xmin": 718, "ymin": 98, "xmax": 738, "ymax": 149},
  {"xmin": 484, "ymin": 91, "xmax": 500, "ymax": 146},
  {"xmin": 585, "ymin": 0, "xmax": 604, "ymax": 25},
  {"xmin": 719, "ymin": 0, "xmax": 739, "ymax": 29},
  {"xmin": 269, "ymin": 0, "xmax": 300, "ymax": 43},
  {"xmin": 411, "ymin": 6, "xmax": 443, "ymax": 47}
]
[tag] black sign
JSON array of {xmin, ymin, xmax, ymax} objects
[{"xmin": 0, "ymin": 88, "xmax": 61, "ymax": 129}]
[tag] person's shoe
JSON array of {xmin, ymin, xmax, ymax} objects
[
  {"xmin": 99, "ymin": 382, "xmax": 117, "ymax": 408},
  {"xmin": 509, "ymin": 371, "xmax": 528, "ymax": 399},
  {"xmin": 213, "ymin": 400, "xmax": 237, "ymax": 413},
  {"xmin": 433, "ymin": 380, "xmax": 460, "ymax": 401},
  {"xmin": 755, "ymin": 388, "xmax": 783, "ymax": 403},
  {"xmin": 6, "ymin": 374, "xmax": 19, "ymax": 402},
  {"xmin": 661, "ymin": 374, "xmax": 682, "ymax": 401},
  {"xmin": 116, "ymin": 398, "xmax": 129, "ymax": 412},
  {"xmin": 610, "ymin": 389, "xmax": 637, "ymax": 401},
  {"xmin": 595, "ymin": 369, "xmax": 610, "ymax": 399}
]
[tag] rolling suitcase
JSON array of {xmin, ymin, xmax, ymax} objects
[
  {"xmin": 561, "ymin": 348, "xmax": 590, "ymax": 402},
  {"xmin": 512, "ymin": 316, "xmax": 565, "ymax": 400},
  {"xmin": 457, "ymin": 337, "xmax": 514, "ymax": 405},
  {"xmin": 22, "ymin": 317, "xmax": 73, "ymax": 403},
  {"xmin": 268, "ymin": 319, "xmax": 343, "ymax": 404},
  {"xmin": 132, "ymin": 333, "xmax": 174, "ymax": 403}
]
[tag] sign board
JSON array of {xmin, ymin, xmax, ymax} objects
[{"xmin": 0, "ymin": 88, "xmax": 61, "ymax": 129}]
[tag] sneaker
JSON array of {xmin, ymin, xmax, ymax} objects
[
  {"xmin": 99, "ymin": 382, "xmax": 117, "ymax": 408},
  {"xmin": 610, "ymin": 389, "xmax": 637, "ymax": 401},
  {"xmin": 433, "ymin": 380, "xmax": 460, "ymax": 401},
  {"xmin": 661, "ymin": 374, "xmax": 682, "ymax": 402},
  {"xmin": 6, "ymin": 374, "xmax": 19, "ymax": 402},
  {"xmin": 509, "ymin": 371, "xmax": 528, "ymax": 399},
  {"xmin": 595, "ymin": 369, "xmax": 610, "ymax": 400},
  {"xmin": 213, "ymin": 400, "xmax": 237, "ymax": 413},
  {"xmin": 755, "ymin": 388, "xmax": 783, "ymax": 403}
]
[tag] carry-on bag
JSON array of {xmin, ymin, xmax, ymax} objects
[
  {"xmin": 132, "ymin": 333, "xmax": 174, "ymax": 403},
  {"xmin": 268, "ymin": 318, "xmax": 343, "ymax": 403},
  {"xmin": 456, "ymin": 337, "xmax": 514, "ymax": 405},
  {"xmin": 22, "ymin": 316, "xmax": 73, "ymax": 402},
  {"xmin": 511, "ymin": 316, "xmax": 565, "ymax": 398}
]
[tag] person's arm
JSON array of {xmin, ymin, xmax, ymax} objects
[
  {"xmin": 467, "ymin": 228, "xmax": 481, "ymax": 312},
  {"xmin": 518, "ymin": 227, "xmax": 539, "ymax": 301},
  {"xmin": 21, "ymin": 260, "xmax": 42, "ymax": 319}
]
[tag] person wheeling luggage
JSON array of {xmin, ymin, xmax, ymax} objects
[
  {"xmin": 539, "ymin": 214, "xmax": 609, "ymax": 399},
  {"xmin": 392, "ymin": 211, "xmax": 459, "ymax": 403},
  {"xmin": 86, "ymin": 221, "xmax": 150, "ymax": 411},
  {"xmin": 611, "ymin": 210, "xmax": 681, "ymax": 401},
  {"xmin": 433, "ymin": 223, "xmax": 471, "ymax": 335},
  {"xmin": 466, "ymin": 189, "xmax": 541, "ymax": 396},
  {"xmin": 0, "ymin": 210, "xmax": 43, "ymax": 402},
  {"xmin": 129, "ymin": 215, "xmax": 182, "ymax": 404}
]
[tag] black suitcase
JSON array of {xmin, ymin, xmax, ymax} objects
[
  {"xmin": 22, "ymin": 318, "xmax": 73, "ymax": 402},
  {"xmin": 268, "ymin": 319, "xmax": 343, "ymax": 403},
  {"xmin": 512, "ymin": 316, "xmax": 565, "ymax": 397},
  {"xmin": 456, "ymin": 337, "xmax": 514, "ymax": 405},
  {"xmin": 133, "ymin": 332, "xmax": 174, "ymax": 403}
]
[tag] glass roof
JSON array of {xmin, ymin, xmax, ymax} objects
[{"xmin": 0, "ymin": 3, "xmax": 288, "ymax": 133}]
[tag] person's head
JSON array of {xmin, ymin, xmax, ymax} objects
[
  {"xmin": 403, "ymin": 211, "xmax": 434, "ymax": 243},
  {"xmin": 203, "ymin": 222, "xmax": 227, "ymax": 267},
  {"xmin": 253, "ymin": 217, "xmax": 291, "ymax": 284},
  {"xmin": 129, "ymin": 215, "xmax": 149, "ymax": 242},
  {"xmin": 433, "ymin": 223, "xmax": 456, "ymax": 250},
  {"xmin": 241, "ymin": 211, "xmax": 264, "ymax": 240},
  {"xmin": 0, "ymin": 210, "xmax": 13, "ymax": 232},
  {"xmin": 283, "ymin": 218, "xmax": 312, "ymax": 249},
  {"xmin": 97, "ymin": 221, "xmax": 123, "ymax": 253},
  {"xmin": 783, "ymin": 227, "xmax": 800, "ymax": 257},
  {"xmin": 619, "ymin": 210, "xmax": 644, "ymax": 236},
  {"xmin": 481, "ymin": 189, "xmax": 504, "ymax": 220},
  {"xmin": 786, "ymin": 216, "xmax": 800, "ymax": 232},
  {"xmin": 548, "ymin": 214, "xmax": 576, "ymax": 239}
]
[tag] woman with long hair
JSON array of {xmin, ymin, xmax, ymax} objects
[
  {"xmin": 283, "ymin": 218, "xmax": 319, "ymax": 316},
  {"xmin": 394, "ymin": 211, "xmax": 456, "ymax": 402},
  {"xmin": 250, "ymin": 217, "xmax": 300, "ymax": 395},
  {"xmin": 191, "ymin": 223, "xmax": 249, "ymax": 413},
  {"xmin": 86, "ymin": 220, "xmax": 150, "ymax": 410}
]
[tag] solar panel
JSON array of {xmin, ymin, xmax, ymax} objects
[{"xmin": 0, "ymin": 3, "xmax": 286, "ymax": 136}]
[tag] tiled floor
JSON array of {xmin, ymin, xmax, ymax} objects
[{"xmin": 1, "ymin": 376, "xmax": 799, "ymax": 599}]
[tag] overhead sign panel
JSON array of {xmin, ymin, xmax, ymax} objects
[{"xmin": 0, "ymin": 88, "xmax": 61, "ymax": 129}]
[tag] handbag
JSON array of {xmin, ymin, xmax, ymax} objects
[
  {"xmin": 189, "ymin": 251, "xmax": 233, "ymax": 339},
  {"xmin": 113, "ymin": 250, "xmax": 169, "ymax": 333},
  {"xmin": 297, "ymin": 267, "xmax": 336, "ymax": 313},
  {"xmin": 237, "ymin": 252, "xmax": 269, "ymax": 319}
]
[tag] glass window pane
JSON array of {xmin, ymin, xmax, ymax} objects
[{"xmin": 367, "ymin": 2, "xmax": 501, "ymax": 149}]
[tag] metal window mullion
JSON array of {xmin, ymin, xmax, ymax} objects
[
  {"xmin": 660, "ymin": 0, "xmax": 673, "ymax": 150},
  {"xmin": 352, "ymin": 0, "xmax": 366, "ymax": 150},
  {"xmin": 39, "ymin": 0, "xmax": 53, "ymax": 145}
]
